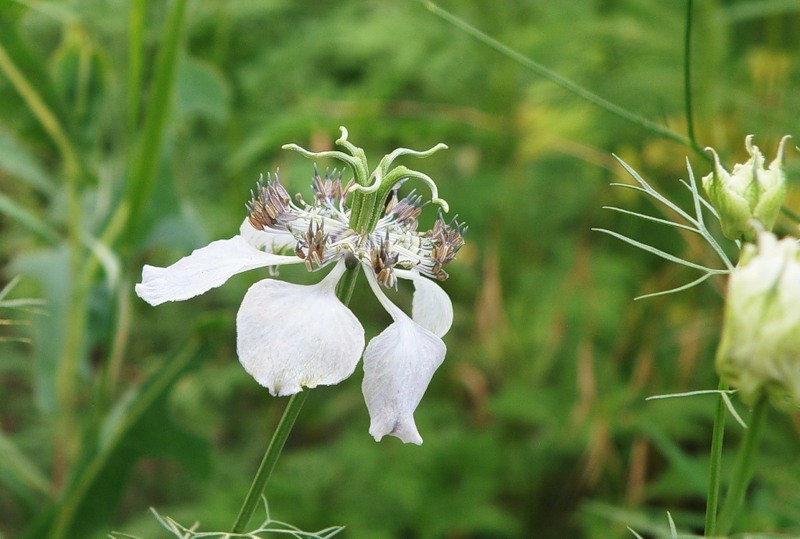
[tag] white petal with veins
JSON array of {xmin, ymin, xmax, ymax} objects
[
  {"xmin": 239, "ymin": 218, "xmax": 296, "ymax": 252},
  {"xmin": 237, "ymin": 260, "xmax": 365, "ymax": 396},
  {"xmin": 362, "ymin": 270, "xmax": 446, "ymax": 445},
  {"xmin": 135, "ymin": 235, "xmax": 301, "ymax": 306},
  {"xmin": 395, "ymin": 269, "xmax": 453, "ymax": 338}
]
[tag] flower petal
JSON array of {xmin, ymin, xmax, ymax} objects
[
  {"xmin": 395, "ymin": 269, "xmax": 453, "ymax": 337},
  {"xmin": 135, "ymin": 235, "xmax": 301, "ymax": 306},
  {"xmin": 362, "ymin": 270, "xmax": 446, "ymax": 445},
  {"xmin": 239, "ymin": 218, "xmax": 296, "ymax": 253},
  {"xmin": 236, "ymin": 260, "xmax": 365, "ymax": 396}
]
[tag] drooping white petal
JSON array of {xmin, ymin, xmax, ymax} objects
[
  {"xmin": 237, "ymin": 260, "xmax": 365, "ymax": 396},
  {"xmin": 239, "ymin": 218, "xmax": 296, "ymax": 253},
  {"xmin": 395, "ymin": 269, "xmax": 453, "ymax": 338},
  {"xmin": 362, "ymin": 269, "xmax": 446, "ymax": 445},
  {"xmin": 135, "ymin": 235, "xmax": 302, "ymax": 306}
]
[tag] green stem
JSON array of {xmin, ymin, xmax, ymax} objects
[
  {"xmin": 703, "ymin": 379, "xmax": 728, "ymax": 536},
  {"xmin": 230, "ymin": 264, "xmax": 360, "ymax": 533},
  {"xmin": 716, "ymin": 393, "xmax": 768, "ymax": 536},
  {"xmin": 127, "ymin": 0, "xmax": 146, "ymax": 141},
  {"xmin": 336, "ymin": 262, "xmax": 361, "ymax": 305},
  {"xmin": 352, "ymin": 191, "xmax": 380, "ymax": 234},
  {"xmin": 230, "ymin": 391, "xmax": 309, "ymax": 533},
  {"xmin": 421, "ymin": 1, "xmax": 703, "ymax": 157},
  {"xmin": 124, "ymin": 0, "xmax": 187, "ymax": 243},
  {"xmin": 0, "ymin": 43, "xmax": 81, "ymax": 176},
  {"xmin": 682, "ymin": 0, "xmax": 705, "ymax": 158}
]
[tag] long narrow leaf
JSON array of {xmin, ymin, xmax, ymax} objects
[
  {"xmin": 124, "ymin": 0, "xmax": 187, "ymax": 239},
  {"xmin": 646, "ymin": 389, "xmax": 747, "ymax": 429},
  {"xmin": 0, "ymin": 431, "xmax": 51, "ymax": 506},
  {"xmin": 127, "ymin": 0, "xmax": 146, "ymax": 140},
  {"xmin": 0, "ymin": 42, "xmax": 81, "ymax": 175},
  {"xmin": 0, "ymin": 299, "xmax": 46, "ymax": 310},
  {"xmin": 0, "ymin": 275, "xmax": 21, "ymax": 302},
  {"xmin": 667, "ymin": 511, "xmax": 678, "ymax": 537},
  {"xmin": 0, "ymin": 191, "xmax": 59, "ymax": 243},
  {"xmin": 684, "ymin": 162, "xmax": 735, "ymax": 270},
  {"xmin": 646, "ymin": 389, "xmax": 734, "ymax": 400},
  {"xmin": 421, "ymin": 1, "xmax": 695, "ymax": 151},
  {"xmin": 686, "ymin": 159, "xmax": 706, "ymax": 227},
  {"xmin": 634, "ymin": 272, "xmax": 715, "ymax": 300},
  {"xmin": 613, "ymin": 156, "xmax": 698, "ymax": 226},
  {"xmin": 720, "ymin": 392, "xmax": 748, "ymax": 429},
  {"xmin": 44, "ymin": 340, "xmax": 203, "ymax": 539},
  {"xmin": 0, "ymin": 9, "xmax": 72, "ymax": 135},
  {"xmin": 641, "ymin": 426, "xmax": 707, "ymax": 493},
  {"xmin": 0, "ymin": 128, "xmax": 55, "ymax": 192},
  {"xmin": 609, "ymin": 182, "xmax": 649, "ymax": 194},
  {"xmin": 593, "ymin": 228, "xmax": 720, "ymax": 272},
  {"xmin": 602, "ymin": 206, "xmax": 700, "ymax": 233},
  {"xmin": 679, "ymin": 178, "xmax": 720, "ymax": 220}
]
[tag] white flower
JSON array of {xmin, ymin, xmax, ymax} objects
[
  {"xmin": 136, "ymin": 167, "xmax": 465, "ymax": 444},
  {"xmin": 716, "ymin": 231, "xmax": 800, "ymax": 410}
]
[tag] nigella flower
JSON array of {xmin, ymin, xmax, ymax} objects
[{"xmin": 135, "ymin": 128, "xmax": 465, "ymax": 444}]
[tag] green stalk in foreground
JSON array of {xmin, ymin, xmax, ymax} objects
[
  {"xmin": 230, "ymin": 266, "xmax": 360, "ymax": 533},
  {"xmin": 420, "ymin": 0, "xmax": 708, "ymax": 160},
  {"xmin": 229, "ymin": 392, "xmax": 309, "ymax": 533},
  {"xmin": 715, "ymin": 393, "xmax": 768, "ymax": 536},
  {"xmin": 703, "ymin": 380, "xmax": 729, "ymax": 536}
]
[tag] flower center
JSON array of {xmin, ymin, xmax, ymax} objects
[
  {"xmin": 247, "ymin": 170, "xmax": 465, "ymax": 286},
  {"xmin": 246, "ymin": 127, "xmax": 466, "ymax": 287}
]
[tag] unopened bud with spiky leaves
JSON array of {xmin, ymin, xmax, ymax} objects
[{"xmin": 703, "ymin": 135, "xmax": 791, "ymax": 242}]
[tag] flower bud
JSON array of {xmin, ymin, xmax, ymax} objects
[
  {"xmin": 716, "ymin": 232, "xmax": 800, "ymax": 410},
  {"xmin": 702, "ymin": 135, "xmax": 791, "ymax": 242}
]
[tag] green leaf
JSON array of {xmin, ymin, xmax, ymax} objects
[
  {"xmin": 0, "ymin": 3, "xmax": 73, "ymax": 139},
  {"xmin": 0, "ymin": 127, "xmax": 54, "ymax": 192},
  {"xmin": 0, "ymin": 430, "xmax": 50, "ymax": 509},
  {"xmin": 124, "ymin": 0, "xmax": 188, "ymax": 241},
  {"xmin": 10, "ymin": 246, "xmax": 72, "ymax": 415},
  {"xmin": 23, "ymin": 341, "xmax": 211, "ymax": 539},
  {"xmin": 0, "ymin": 7, "xmax": 87, "ymax": 179},
  {"xmin": 127, "ymin": 0, "xmax": 146, "ymax": 139},
  {"xmin": 176, "ymin": 55, "xmax": 231, "ymax": 122},
  {"xmin": 137, "ymin": 155, "xmax": 211, "ymax": 251},
  {"xmin": 0, "ymin": 190, "xmax": 59, "ymax": 243}
]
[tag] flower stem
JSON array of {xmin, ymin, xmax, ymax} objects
[
  {"xmin": 336, "ymin": 260, "xmax": 361, "ymax": 305},
  {"xmin": 420, "ymin": 0, "xmax": 706, "ymax": 159},
  {"xmin": 715, "ymin": 393, "xmax": 768, "ymax": 536},
  {"xmin": 230, "ymin": 390, "xmax": 309, "ymax": 533},
  {"xmin": 230, "ymin": 264, "xmax": 360, "ymax": 533},
  {"xmin": 703, "ymin": 379, "xmax": 728, "ymax": 536},
  {"xmin": 682, "ymin": 0, "xmax": 705, "ymax": 158}
]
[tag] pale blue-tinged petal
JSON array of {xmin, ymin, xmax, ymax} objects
[
  {"xmin": 395, "ymin": 269, "xmax": 453, "ymax": 338},
  {"xmin": 236, "ymin": 260, "xmax": 365, "ymax": 396},
  {"xmin": 135, "ymin": 235, "xmax": 301, "ymax": 306},
  {"xmin": 362, "ymin": 269, "xmax": 446, "ymax": 445},
  {"xmin": 239, "ymin": 218, "xmax": 295, "ymax": 253}
]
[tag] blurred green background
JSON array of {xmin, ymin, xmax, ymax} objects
[{"xmin": 1, "ymin": 1, "xmax": 799, "ymax": 538}]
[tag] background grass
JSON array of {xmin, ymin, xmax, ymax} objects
[{"xmin": 0, "ymin": 1, "xmax": 799, "ymax": 537}]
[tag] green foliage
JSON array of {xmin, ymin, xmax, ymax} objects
[
  {"xmin": 109, "ymin": 501, "xmax": 344, "ymax": 539},
  {"xmin": 0, "ymin": 1, "xmax": 798, "ymax": 538}
]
